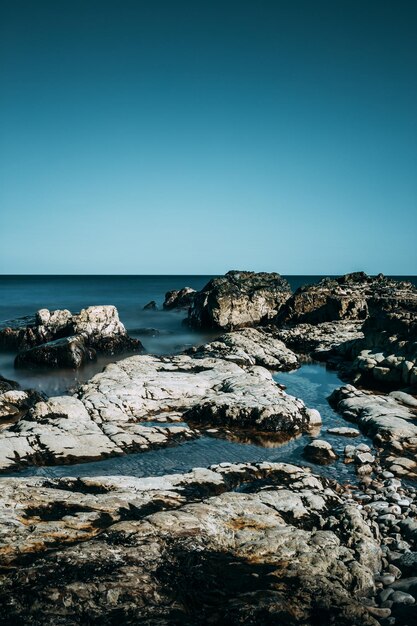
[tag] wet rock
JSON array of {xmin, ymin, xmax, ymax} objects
[
  {"xmin": 188, "ymin": 327, "xmax": 299, "ymax": 370},
  {"xmin": 0, "ymin": 462, "xmax": 381, "ymax": 625},
  {"xmin": 188, "ymin": 270, "xmax": 292, "ymax": 330},
  {"xmin": 163, "ymin": 287, "xmax": 196, "ymax": 310},
  {"xmin": 303, "ymin": 439, "xmax": 338, "ymax": 464},
  {"xmin": 0, "ymin": 374, "xmax": 19, "ymax": 393},
  {"xmin": 329, "ymin": 385, "xmax": 417, "ymax": 478},
  {"xmin": 0, "ymin": 354, "xmax": 319, "ymax": 472},
  {"xmin": 14, "ymin": 335, "xmax": 96, "ymax": 369},
  {"xmin": 327, "ymin": 427, "xmax": 360, "ymax": 437},
  {"xmin": 143, "ymin": 300, "xmax": 158, "ymax": 310}
]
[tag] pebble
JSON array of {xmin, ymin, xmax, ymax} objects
[{"xmin": 390, "ymin": 590, "xmax": 415, "ymax": 605}]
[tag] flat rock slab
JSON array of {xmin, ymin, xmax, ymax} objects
[
  {"xmin": 0, "ymin": 354, "xmax": 320, "ymax": 472},
  {"xmin": 188, "ymin": 327, "xmax": 299, "ymax": 370},
  {"xmin": 0, "ymin": 462, "xmax": 380, "ymax": 625}
]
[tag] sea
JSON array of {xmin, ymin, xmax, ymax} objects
[{"xmin": 1, "ymin": 274, "xmax": 416, "ymax": 481}]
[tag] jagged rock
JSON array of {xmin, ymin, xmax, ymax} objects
[
  {"xmin": 304, "ymin": 439, "xmax": 338, "ymax": 464},
  {"xmin": 0, "ymin": 306, "xmax": 143, "ymax": 367},
  {"xmin": 277, "ymin": 272, "xmax": 415, "ymax": 326},
  {"xmin": 188, "ymin": 270, "xmax": 292, "ymax": 330},
  {"xmin": 274, "ymin": 321, "xmax": 364, "ymax": 359},
  {"xmin": 143, "ymin": 300, "xmax": 158, "ymax": 310},
  {"xmin": 188, "ymin": 327, "xmax": 299, "ymax": 370},
  {"xmin": 163, "ymin": 287, "xmax": 196, "ymax": 309},
  {"xmin": 14, "ymin": 335, "xmax": 96, "ymax": 369},
  {"xmin": 0, "ymin": 462, "xmax": 381, "ymax": 625},
  {"xmin": 329, "ymin": 385, "xmax": 417, "ymax": 477}
]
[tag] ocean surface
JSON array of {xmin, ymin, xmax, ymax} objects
[{"xmin": 1, "ymin": 274, "xmax": 416, "ymax": 482}]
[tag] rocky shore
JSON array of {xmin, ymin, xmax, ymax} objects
[{"xmin": 0, "ymin": 270, "xmax": 416, "ymax": 625}]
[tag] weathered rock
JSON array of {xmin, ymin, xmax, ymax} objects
[
  {"xmin": 188, "ymin": 327, "xmax": 299, "ymax": 370},
  {"xmin": 327, "ymin": 427, "xmax": 360, "ymax": 437},
  {"xmin": 0, "ymin": 354, "xmax": 320, "ymax": 472},
  {"xmin": 0, "ymin": 387, "xmax": 46, "ymax": 422},
  {"xmin": 14, "ymin": 335, "xmax": 96, "ymax": 369},
  {"xmin": 277, "ymin": 272, "xmax": 414, "ymax": 326},
  {"xmin": 163, "ymin": 286, "xmax": 196, "ymax": 310},
  {"xmin": 0, "ymin": 374, "xmax": 19, "ymax": 393},
  {"xmin": 274, "ymin": 321, "xmax": 364, "ymax": 360},
  {"xmin": 0, "ymin": 306, "xmax": 143, "ymax": 366},
  {"xmin": 188, "ymin": 270, "xmax": 292, "ymax": 330},
  {"xmin": 304, "ymin": 439, "xmax": 338, "ymax": 464},
  {"xmin": 0, "ymin": 462, "xmax": 381, "ymax": 625},
  {"xmin": 329, "ymin": 385, "xmax": 417, "ymax": 477}
]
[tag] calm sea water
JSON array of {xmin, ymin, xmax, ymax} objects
[{"xmin": 0, "ymin": 274, "xmax": 416, "ymax": 394}]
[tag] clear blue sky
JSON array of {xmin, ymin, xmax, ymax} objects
[{"xmin": 1, "ymin": 0, "xmax": 416, "ymax": 275}]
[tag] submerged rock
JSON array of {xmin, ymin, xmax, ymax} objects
[
  {"xmin": 188, "ymin": 327, "xmax": 299, "ymax": 370},
  {"xmin": 0, "ymin": 462, "xmax": 381, "ymax": 625},
  {"xmin": 163, "ymin": 286, "xmax": 196, "ymax": 310},
  {"xmin": 188, "ymin": 270, "xmax": 292, "ymax": 330}
]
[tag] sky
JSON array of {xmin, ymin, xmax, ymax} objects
[{"xmin": 0, "ymin": 0, "xmax": 416, "ymax": 275}]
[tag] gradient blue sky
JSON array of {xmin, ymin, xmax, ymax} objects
[{"xmin": 1, "ymin": 0, "xmax": 416, "ymax": 275}]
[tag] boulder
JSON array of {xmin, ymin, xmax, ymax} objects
[
  {"xmin": 188, "ymin": 270, "xmax": 292, "ymax": 330},
  {"xmin": 163, "ymin": 287, "xmax": 196, "ymax": 310},
  {"xmin": 303, "ymin": 439, "xmax": 338, "ymax": 464},
  {"xmin": 14, "ymin": 335, "xmax": 96, "ymax": 370},
  {"xmin": 0, "ymin": 462, "xmax": 381, "ymax": 625}
]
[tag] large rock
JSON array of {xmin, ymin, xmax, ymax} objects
[
  {"xmin": 0, "ymin": 462, "xmax": 381, "ymax": 625},
  {"xmin": 14, "ymin": 335, "xmax": 96, "ymax": 369},
  {"xmin": 0, "ymin": 354, "xmax": 320, "ymax": 472},
  {"xmin": 188, "ymin": 327, "xmax": 299, "ymax": 370},
  {"xmin": 275, "ymin": 321, "xmax": 364, "ymax": 360},
  {"xmin": 0, "ymin": 306, "xmax": 143, "ymax": 369},
  {"xmin": 277, "ymin": 272, "xmax": 415, "ymax": 326},
  {"xmin": 188, "ymin": 270, "xmax": 292, "ymax": 330},
  {"xmin": 163, "ymin": 286, "xmax": 196, "ymax": 309}
]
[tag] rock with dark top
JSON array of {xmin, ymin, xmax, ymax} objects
[
  {"xmin": 0, "ymin": 305, "xmax": 143, "ymax": 367},
  {"xmin": 163, "ymin": 287, "xmax": 196, "ymax": 310},
  {"xmin": 0, "ymin": 374, "xmax": 20, "ymax": 393},
  {"xmin": 188, "ymin": 270, "xmax": 292, "ymax": 330},
  {"xmin": 14, "ymin": 336, "xmax": 96, "ymax": 370},
  {"xmin": 143, "ymin": 300, "xmax": 158, "ymax": 310}
]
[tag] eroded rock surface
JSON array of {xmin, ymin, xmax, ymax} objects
[
  {"xmin": 188, "ymin": 270, "xmax": 292, "ymax": 330},
  {"xmin": 0, "ymin": 462, "xmax": 382, "ymax": 625},
  {"xmin": 329, "ymin": 385, "xmax": 417, "ymax": 478},
  {"xmin": 188, "ymin": 327, "xmax": 299, "ymax": 370},
  {"xmin": 274, "ymin": 321, "xmax": 364, "ymax": 360},
  {"xmin": 0, "ymin": 354, "xmax": 320, "ymax": 472}
]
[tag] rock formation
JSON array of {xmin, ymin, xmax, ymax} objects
[
  {"xmin": 188, "ymin": 270, "xmax": 292, "ymax": 330},
  {"xmin": 163, "ymin": 286, "xmax": 196, "ymax": 309}
]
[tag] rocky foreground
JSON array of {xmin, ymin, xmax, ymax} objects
[{"xmin": 0, "ymin": 270, "xmax": 416, "ymax": 625}]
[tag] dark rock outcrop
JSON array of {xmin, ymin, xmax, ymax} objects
[
  {"xmin": 143, "ymin": 300, "xmax": 158, "ymax": 310},
  {"xmin": 188, "ymin": 270, "xmax": 292, "ymax": 330},
  {"xmin": 163, "ymin": 286, "xmax": 196, "ymax": 310},
  {"xmin": 14, "ymin": 336, "xmax": 96, "ymax": 370}
]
